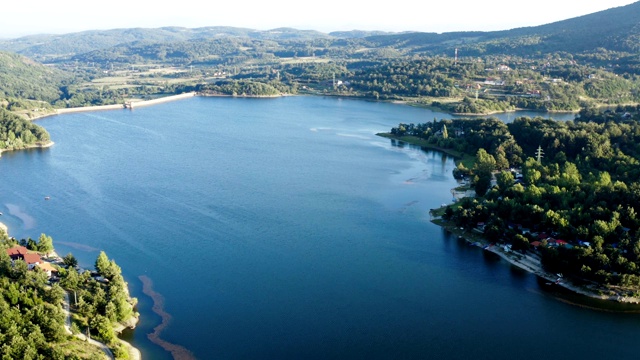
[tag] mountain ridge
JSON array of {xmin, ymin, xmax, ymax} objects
[{"xmin": 1, "ymin": 2, "xmax": 639, "ymax": 60}]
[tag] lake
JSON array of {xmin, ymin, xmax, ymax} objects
[{"xmin": 2, "ymin": 96, "xmax": 639, "ymax": 359}]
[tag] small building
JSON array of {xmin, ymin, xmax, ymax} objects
[
  {"xmin": 6, "ymin": 246, "xmax": 56, "ymax": 277},
  {"xmin": 6, "ymin": 246, "xmax": 28, "ymax": 260},
  {"xmin": 23, "ymin": 253, "xmax": 43, "ymax": 270},
  {"xmin": 36, "ymin": 262, "xmax": 59, "ymax": 278},
  {"xmin": 7, "ymin": 246, "xmax": 42, "ymax": 267}
]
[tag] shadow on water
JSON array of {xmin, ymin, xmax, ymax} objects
[
  {"xmin": 507, "ymin": 262, "xmax": 529, "ymax": 279},
  {"xmin": 0, "ymin": 146, "xmax": 52, "ymax": 160},
  {"xmin": 441, "ymin": 225, "xmax": 640, "ymax": 314},
  {"xmin": 535, "ymin": 277, "xmax": 640, "ymax": 313},
  {"xmin": 482, "ymin": 249, "xmax": 502, "ymax": 266}
]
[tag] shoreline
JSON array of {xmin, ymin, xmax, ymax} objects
[
  {"xmin": 23, "ymin": 92, "xmax": 584, "ymax": 123},
  {"xmin": 0, "ymin": 140, "xmax": 54, "ymax": 157},
  {"xmin": 391, "ymin": 99, "xmax": 581, "ymax": 116},
  {"xmin": 432, "ymin": 217, "xmax": 640, "ymax": 304},
  {"xmin": 199, "ymin": 92, "xmax": 284, "ymax": 98}
]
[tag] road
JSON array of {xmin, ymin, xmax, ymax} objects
[{"xmin": 62, "ymin": 291, "xmax": 115, "ymax": 360}]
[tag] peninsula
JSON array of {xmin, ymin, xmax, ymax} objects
[{"xmin": 380, "ymin": 106, "xmax": 640, "ymax": 303}]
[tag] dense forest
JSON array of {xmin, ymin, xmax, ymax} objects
[
  {"xmin": 0, "ymin": 108, "xmax": 51, "ymax": 150},
  {"xmin": 0, "ymin": 52, "xmax": 68, "ymax": 102},
  {"xmin": 385, "ymin": 105, "xmax": 640, "ymax": 295}
]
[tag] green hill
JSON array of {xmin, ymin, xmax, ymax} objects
[
  {"xmin": 0, "ymin": 52, "xmax": 69, "ymax": 102},
  {"xmin": 0, "ymin": 27, "xmax": 329, "ymax": 62},
  {"xmin": 364, "ymin": 2, "xmax": 640, "ymax": 56}
]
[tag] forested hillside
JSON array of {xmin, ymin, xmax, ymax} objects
[
  {"xmin": 0, "ymin": 52, "xmax": 68, "ymax": 102},
  {"xmin": 0, "ymin": 27, "xmax": 330, "ymax": 62},
  {"xmin": 0, "ymin": 108, "xmax": 50, "ymax": 150}
]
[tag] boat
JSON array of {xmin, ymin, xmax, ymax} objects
[{"xmin": 44, "ymin": 196, "xmax": 51, "ymax": 200}]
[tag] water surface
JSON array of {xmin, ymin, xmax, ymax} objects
[{"xmin": 1, "ymin": 97, "xmax": 636, "ymax": 359}]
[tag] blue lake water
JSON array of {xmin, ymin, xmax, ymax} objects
[{"xmin": 1, "ymin": 96, "xmax": 638, "ymax": 359}]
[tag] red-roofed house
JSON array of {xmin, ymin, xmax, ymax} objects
[
  {"xmin": 555, "ymin": 239, "xmax": 568, "ymax": 246},
  {"xmin": 7, "ymin": 246, "xmax": 43, "ymax": 270},
  {"xmin": 6, "ymin": 245, "xmax": 57, "ymax": 277},
  {"xmin": 23, "ymin": 253, "xmax": 42, "ymax": 268},
  {"xmin": 530, "ymin": 241, "xmax": 542, "ymax": 248},
  {"xmin": 6, "ymin": 246, "xmax": 28, "ymax": 260}
]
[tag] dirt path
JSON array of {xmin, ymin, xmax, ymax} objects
[{"xmin": 63, "ymin": 291, "xmax": 115, "ymax": 359}]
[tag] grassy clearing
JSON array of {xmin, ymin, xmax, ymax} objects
[{"xmin": 52, "ymin": 336, "xmax": 108, "ymax": 359}]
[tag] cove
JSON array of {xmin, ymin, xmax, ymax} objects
[{"xmin": 1, "ymin": 96, "xmax": 638, "ymax": 359}]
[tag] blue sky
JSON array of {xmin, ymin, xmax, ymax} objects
[{"xmin": 2, "ymin": 0, "xmax": 637, "ymax": 38}]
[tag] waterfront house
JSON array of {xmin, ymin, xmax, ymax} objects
[
  {"xmin": 6, "ymin": 246, "xmax": 57, "ymax": 277},
  {"xmin": 6, "ymin": 246, "xmax": 42, "ymax": 267},
  {"xmin": 23, "ymin": 253, "xmax": 43, "ymax": 269},
  {"xmin": 6, "ymin": 246, "xmax": 29, "ymax": 260}
]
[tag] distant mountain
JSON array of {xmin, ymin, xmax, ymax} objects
[
  {"xmin": 0, "ymin": 1, "xmax": 639, "ymax": 63},
  {"xmin": 329, "ymin": 30, "xmax": 396, "ymax": 38},
  {"xmin": 249, "ymin": 27, "xmax": 330, "ymax": 40},
  {"xmin": 363, "ymin": 2, "xmax": 640, "ymax": 55},
  {"xmin": 0, "ymin": 27, "xmax": 330, "ymax": 61}
]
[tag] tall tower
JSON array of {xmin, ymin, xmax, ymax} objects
[{"xmin": 536, "ymin": 146, "xmax": 544, "ymax": 164}]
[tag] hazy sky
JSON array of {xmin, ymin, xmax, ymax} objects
[{"xmin": 2, "ymin": 0, "xmax": 637, "ymax": 38}]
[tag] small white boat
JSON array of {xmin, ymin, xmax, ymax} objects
[{"xmin": 44, "ymin": 196, "xmax": 51, "ymax": 200}]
